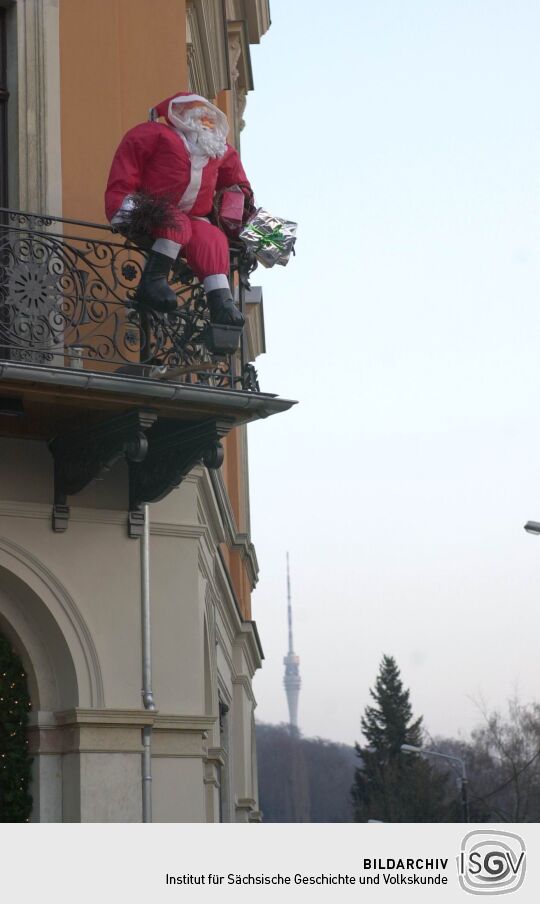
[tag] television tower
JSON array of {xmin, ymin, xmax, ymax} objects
[{"xmin": 283, "ymin": 552, "xmax": 301, "ymax": 730}]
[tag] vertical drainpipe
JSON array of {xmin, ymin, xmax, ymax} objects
[{"xmin": 141, "ymin": 504, "xmax": 156, "ymax": 822}]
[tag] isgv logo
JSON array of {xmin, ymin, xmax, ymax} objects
[{"xmin": 458, "ymin": 830, "xmax": 526, "ymax": 895}]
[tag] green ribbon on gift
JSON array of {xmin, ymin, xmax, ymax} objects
[{"xmin": 249, "ymin": 224, "xmax": 286, "ymax": 252}]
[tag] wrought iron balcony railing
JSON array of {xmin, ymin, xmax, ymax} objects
[{"xmin": 0, "ymin": 208, "xmax": 260, "ymax": 392}]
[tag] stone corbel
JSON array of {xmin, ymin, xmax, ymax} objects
[
  {"xmin": 48, "ymin": 410, "xmax": 234, "ymax": 537},
  {"xmin": 49, "ymin": 409, "xmax": 158, "ymax": 532},
  {"xmin": 235, "ymin": 796, "xmax": 259, "ymax": 823},
  {"xmin": 128, "ymin": 416, "xmax": 235, "ymax": 537},
  {"xmin": 205, "ymin": 746, "xmax": 226, "ymax": 790}
]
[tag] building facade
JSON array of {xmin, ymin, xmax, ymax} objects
[{"xmin": 0, "ymin": 0, "xmax": 291, "ymax": 822}]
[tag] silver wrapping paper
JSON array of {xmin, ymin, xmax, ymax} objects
[{"xmin": 239, "ymin": 208, "xmax": 297, "ymax": 268}]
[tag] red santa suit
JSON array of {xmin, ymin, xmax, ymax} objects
[{"xmin": 105, "ymin": 92, "xmax": 252, "ymax": 288}]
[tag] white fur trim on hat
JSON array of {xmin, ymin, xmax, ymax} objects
[{"xmin": 168, "ymin": 94, "xmax": 229, "ymax": 139}]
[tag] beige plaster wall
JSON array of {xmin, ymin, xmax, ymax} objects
[
  {"xmin": 59, "ymin": 0, "xmax": 188, "ymax": 221},
  {"xmin": 0, "ymin": 439, "xmax": 260, "ymax": 821},
  {"xmin": 2, "ymin": 0, "xmax": 261, "ymax": 821}
]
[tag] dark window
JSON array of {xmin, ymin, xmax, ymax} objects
[{"xmin": 0, "ymin": 8, "xmax": 8, "ymax": 208}]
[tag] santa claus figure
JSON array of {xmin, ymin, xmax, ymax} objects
[{"xmin": 105, "ymin": 92, "xmax": 253, "ymax": 325}]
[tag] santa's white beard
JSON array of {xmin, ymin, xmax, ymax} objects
[{"xmin": 173, "ymin": 108, "xmax": 227, "ymax": 159}]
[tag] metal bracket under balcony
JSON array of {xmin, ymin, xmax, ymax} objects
[
  {"xmin": 128, "ymin": 415, "xmax": 234, "ymax": 537},
  {"xmin": 49, "ymin": 407, "xmax": 235, "ymax": 536},
  {"xmin": 0, "ymin": 208, "xmax": 297, "ymax": 525}
]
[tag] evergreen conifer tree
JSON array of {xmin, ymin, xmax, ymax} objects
[
  {"xmin": 352, "ymin": 655, "xmax": 450, "ymax": 822},
  {"xmin": 0, "ymin": 633, "xmax": 32, "ymax": 822}
]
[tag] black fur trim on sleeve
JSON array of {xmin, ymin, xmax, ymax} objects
[{"xmin": 115, "ymin": 193, "xmax": 177, "ymax": 248}]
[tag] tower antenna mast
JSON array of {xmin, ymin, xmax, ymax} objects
[{"xmin": 283, "ymin": 552, "xmax": 301, "ymax": 730}]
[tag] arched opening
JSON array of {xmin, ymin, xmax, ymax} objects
[
  {"xmin": 0, "ymin": 567, "xmax": 78, "ymax": 712},
  {"xmin": 0, "ymin": 541, "xmax": 104, "ymax": 821},
  {"xmin": 0, "ymin": 538, "xmax": 104, "ymax": 711},
  {"xmin": 0, "ymin": 567, "xmax": 80, "ymax": 822}
]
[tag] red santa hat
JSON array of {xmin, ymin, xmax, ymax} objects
[{"xmin": 148, "ymin": 92, "xmax": 228, "ymax": 136}]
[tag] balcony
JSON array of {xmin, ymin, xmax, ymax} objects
[{"xmin": 0, "ymin": 208, "xmax": 295, "ymax": 534}]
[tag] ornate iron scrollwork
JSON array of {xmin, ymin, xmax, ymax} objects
[
  {"xmin": 0, "ymin": 209, "xmax": 261, "ymax": 392},
  {"xmin": 241, "ymin": 363, "xmax": 260, "ymax": 392}
]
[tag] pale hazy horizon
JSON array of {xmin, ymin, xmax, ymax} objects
[{"xmin": 240, "ymin": 0, "xmax": 540, "ymax": 747}]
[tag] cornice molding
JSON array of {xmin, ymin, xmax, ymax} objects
[
  {"xmin": 54, "ymin": 709, "xmax": 217, "ymax": 734},
  {"xmin": 206, "ymin": 745, "xmax": 226, "ymax": 767},
  {"xmin": 0, "ymin": 500, "xmax": 49, "ymax": 521},
  {"xmin": 243, "ymin": 0, "xmax": 271, "ymax": 44},
  {"xmin": 151, "ymin": 522, "xmax": 206, "ymax": 539},
  {"xmin": 153, "ymin": 713, "xmax": 216, "ymax": 733},
  {"xmin": 54, "ymin": 708, "xmax": 155, "ymax": 727},
  {"xmin": 0, "ymin": 499, "xmax": 207, "ymax": 540}
]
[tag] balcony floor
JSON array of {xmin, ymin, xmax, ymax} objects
[{"xmin": 0, "ymin": 361, "xmax": 295, "ymax": 442}]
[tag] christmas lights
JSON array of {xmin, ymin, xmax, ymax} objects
[{"xmin": 0, "ymin": 634, "xmax": 32, "ymax": 821}]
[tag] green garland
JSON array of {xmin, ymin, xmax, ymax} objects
[{"xmin": 0, "ymin": 633, "xmax": 32, "ymax": 822}]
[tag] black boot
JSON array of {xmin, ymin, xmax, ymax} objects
[
  {"xmin": 207, "ymin": 288, "xmax": 245, "ymax": 327},
  {"xmin": 134, "ymin": 251, "xmax": 177, "ymax": 314}
]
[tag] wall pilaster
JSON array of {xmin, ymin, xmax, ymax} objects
[{"xmin": 16, "ymin": 0, "xmax": 62, "ymax": 213}]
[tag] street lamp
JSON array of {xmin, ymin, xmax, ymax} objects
[
  {"xmin": 401, "ymin": 743, "xmax": 469, "ymax": 822},
  {"xmin": 524, "ymin": 521, "xmax": 540, "ymax": 535}
]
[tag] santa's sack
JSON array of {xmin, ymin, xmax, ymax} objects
[{"xmin": 239, "ymin": 208, "xmax": 297, "ymax": 268}]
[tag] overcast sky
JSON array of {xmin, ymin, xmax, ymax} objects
[{"xmin": 240, "ymin": 0, "xmax": 540, "ymax": 747}]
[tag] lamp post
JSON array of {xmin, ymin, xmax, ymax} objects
[{"xmin": 401, "ymin": 743, "xmax": 469, "ymax": 823}]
